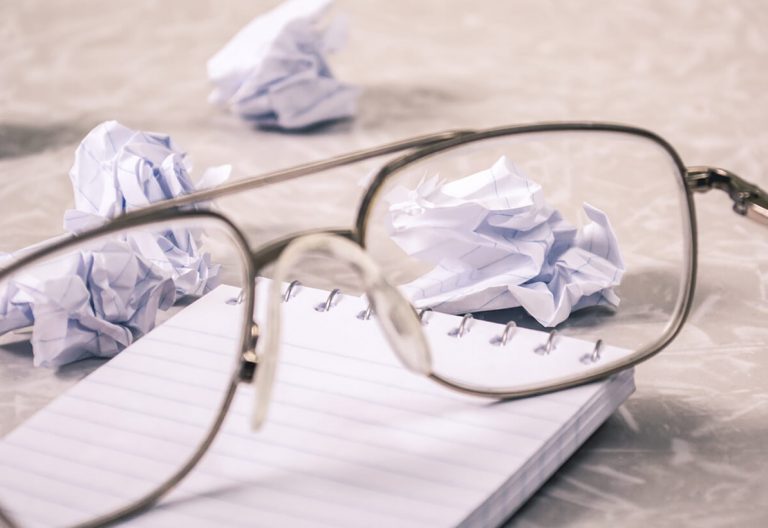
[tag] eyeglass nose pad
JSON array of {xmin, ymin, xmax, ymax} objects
[{"xmin": 250, "ymin": 233, "xmax": 433, "ymax": 430}]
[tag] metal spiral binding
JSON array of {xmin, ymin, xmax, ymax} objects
[
  {"xmin": 273, "ymin": 285, "xmax": 605, "ymax": 362},
  {"xmin": 448, "ymin": 314, "xmax": 474, "ymax": 338},
  {"xmin": 357, "ymin": 302, "xmax": 373, "ymax": 320},
  {"xmin": 314, "ymin": 288, "xmax": 342, "ymax": 312},
  {"xmin": 580, "ymin": 339, "xmax": 603, "ymax": 364},
  {"xmin": 490, "ymin": 322, "xmax": 517, "ymax": 346},
  {"xmin": 282, "ymin": 280, "xmax": 302, "ymax": 302},
  {"xmin": 534, "ymin": 330, "xmax": 558, "ymax": 355},
  {"xmin": 225, "ymin": 289, "xmax": 245, "ymax": 305}
]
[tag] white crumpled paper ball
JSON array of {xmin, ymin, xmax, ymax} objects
[
  {"xmin": 0, "ymin": 121, "xmax": 231, "ymax": 367},
  {"xmin": 387, "ymin": 156, "xmax": 626, "ymax": 327},
  {"xmin": 64, "ymin": 120, "xmax": 229, "ymax": 228},
  {"xmin": 207, "ymin": 0, "xmax": 359, "ymax": 129},
  {"xmin": 64, "ymin": 120, "xmax": 230, "ymax": 298}
]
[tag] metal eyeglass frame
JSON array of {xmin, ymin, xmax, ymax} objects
[{"xmin": 1, "ymin": 121, "xmax": 766, "ymax": 528}]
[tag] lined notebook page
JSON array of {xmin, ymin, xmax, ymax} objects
[{"xmin": 0, "ymin": 285, "xmax": 634, "ymax": 528}]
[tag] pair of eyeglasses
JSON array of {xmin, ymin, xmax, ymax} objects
[{"xmin": 0, "ymin": 121, "xmax": 765, "ymax": 527}]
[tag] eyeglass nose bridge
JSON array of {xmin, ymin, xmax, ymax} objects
[
  {"xmin": 247, "ymin": 232, "xmax": 433, "ymax": 431},
  {"xmin": 234, "ymin": 231, "xmax": 352, "ymax": 388},
  {"xmin": 686, "ymin": 166, "xmax": 768, "ymax": 225}
]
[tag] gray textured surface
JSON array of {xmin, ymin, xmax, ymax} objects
[{"xmin": 1, "ymin": 1, "xmax": 767, "ymax": 526}]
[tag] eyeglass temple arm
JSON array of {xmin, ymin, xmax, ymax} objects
[
  {"xmin": 155, "ymin": 129, "xmax": 476, "ymax": 211},
  {"xmin": 686, "ymin": 166, "xmax": 768, "ymax": 225}
]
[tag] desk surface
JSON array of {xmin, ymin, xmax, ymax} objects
[{"xmin": 1, "ymin": 1, "xmax": 767, "ymax": 526}]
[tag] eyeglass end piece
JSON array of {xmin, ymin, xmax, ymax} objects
[{"xmin": 686, "ymin": 166, "xmax": 768, "ymax": 226}]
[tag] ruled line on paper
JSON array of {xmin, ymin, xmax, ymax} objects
[
  {"xmin": 7, "ymin": 418, "xmax": 467, "ymax": 527},
  {"xmin": 73, "ymin": 374, "xmax": 523, "ymax": 478},
  {"xmin": 73, "ymin": 359, "xmax": 540, "ymax": 458},
  {"xmin": 90, "ymin": 358, "xmax": 560, "ymax": 462},
  {"xmin": 138, "ymin": 329, "xmax": 586, "ymax": 421},
  {"xmin": 6, "ymin": 383, "xmax": 507, "ymax": 510},
  {"xmin": 2, "ymin": 409, "xmax": 466, "ymax": 527},
  {"xmin": 64, "ymin": 363, "xmax": 526, "ymax": 475},
  {"xmin": 102, "ymin": 330, "xmax": 576, "ymax": 443},
  {"xmin": 36, "ymin": 394, "xmax": 498, "ymax": 497},
  {"xmin": 1, "ymin": 435, "xmax": 443, "ymax": 528}
]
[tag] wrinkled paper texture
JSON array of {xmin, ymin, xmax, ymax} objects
[
  {"xmin": 387, "ymin": 156, "xmax": 625, "ymax": 327},
  {"xmin": 207, "ymin": 0, "xmax": 359, "ymax": 129},
  {"xmin": 64, "ymin": 120, "xmax": 230, "ymax": 298},
  {"xmin": 0, "ymin": 121, "xmax": 229, "ymax": 367}
]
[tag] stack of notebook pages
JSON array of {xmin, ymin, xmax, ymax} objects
[{"xmin": 0, "ymin": 283, "xmax": 634, "ymax": 528}]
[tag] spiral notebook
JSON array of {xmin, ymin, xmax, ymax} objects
[{"xmin": 0, "ymin": 283, "xmax": 634, "ymax": 528}]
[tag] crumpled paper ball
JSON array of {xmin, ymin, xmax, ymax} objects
[
  {"xmin": 0, "ymin": 242, "xmax": 175, "ymax": 367},
  {"xmin": 386, "ymin": 156, "xmax": 626, "ymax": 327},
  {"xmin": 0, "ymin": 121, "xmax": 230, "ymax": 367},
  {"xmin": 64, "ymin": 119, "xmax": 230, "ymax": 297},
  {"xmin": 63, "ymin": 120, "xmax": 229, "ymax": 225},
  {"xmin": 207, "ymin": 0, "xmax": 359, "ymax": 129}
]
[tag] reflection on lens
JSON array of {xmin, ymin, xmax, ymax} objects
[
  {"xmin": 363, "ymin": 130, "xmax": 690, "ymax": 390},
  {"xmin": 0, "ymin": 217, "xmax": 248, "ymax": 527}
]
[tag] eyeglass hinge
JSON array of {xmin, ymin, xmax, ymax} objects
[
  {"xmin": 238, "ymin": 324, "xmax": 260, "ymax": 382},
  {"xmin": 686, "ymin": 166, "xmax": 768, "ymax": 225}
]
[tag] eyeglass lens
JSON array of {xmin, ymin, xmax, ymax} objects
[
  {"xmin": 362, "ymin": 130, "xmax": 692, "ymax": 391},
  {"xmin": 0, "ymin": 217, "xmax": 249, "ymax": 526}
]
